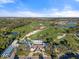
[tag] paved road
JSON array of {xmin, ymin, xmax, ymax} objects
[{"xmin": 20, "ymin": 29, "xmax": 45, "ymax": 41}]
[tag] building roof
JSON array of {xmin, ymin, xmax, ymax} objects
[
  {"xmin": 1, "ymin": 45, "xmax": 14, "ymax": 57},
  {"xmin": 31, "ymin": 40, "xmax": 43, "ymax": 45}
]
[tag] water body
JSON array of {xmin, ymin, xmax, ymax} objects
[
  {"xmin": 65, "ymin": 21, "xmax": 77, "ymax": 28},
  {"xmin": 55, "ymin": 21, "xmax": 78, "ymax": 29},
  {"xmin": 11, "ymin": 32, "xmax": 18, "ymax": 35},
  {"xmin": 59, "ymin": 52, "xmax": 79, "ymax": 59}
]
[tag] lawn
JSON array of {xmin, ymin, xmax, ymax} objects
[{"xmin": 30, "ymin": 27, "xmax": 65, "ymax": 41}]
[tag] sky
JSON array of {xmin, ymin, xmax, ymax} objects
[{"xmin": 0, "ymin": 0, "xmax": 79, "ymax": 17}]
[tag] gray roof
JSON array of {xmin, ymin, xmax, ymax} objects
[{"xmin": 1, "ymin": 45, "xmax": 14, "ymax": 57}]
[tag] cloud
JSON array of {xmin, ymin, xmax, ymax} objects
[
  {"xmin": 46, "ymin": 5, "xmax": 79, "ymax": 17},
  {"xmin": 0, "ymin": 5, "xmax": 79, "ymax": 17},
  {"xmin": 0, "ymin": 10, "xmax": 44, "ymax": 17},
  {"xmin": 0, "ymin": 10, "xmax": 79, "ymax": 17},
  {"xmin": 75, "ymin": 0, "xmax": 79, "ymax": 2},
  {"xmin": 63, "ymin": 5, "xmax": 72, "ymax": 11},
  {"xmin": 0, "ymin": 0, "xmax": 16, "ymax": 4},
  {"xmin": 48, "ymin": 10, "xmax": 79, "ymax": 17}
]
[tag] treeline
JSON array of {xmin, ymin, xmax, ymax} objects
[
  {"xmin": 0, "ymin": 18, "xmax": 33, "ymax": 55},
  {"xmin": 0, "ymin": 18, "xmax": 32, "ymax": 29}
]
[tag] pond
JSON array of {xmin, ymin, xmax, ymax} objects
[
  {"xmin": 55, "ymin": 21, "xmax": 78, "ymax": 29},
  {"xmin": 65, "ymin": 21, "xmax": 77, "ymax": 28},
  {"xmin": 11, "ymin": 32, "xmax": 18, "ymax": 35},
  {"xmin": 59, "ymin": 52, "xmax": 79, "ymax": 59}
]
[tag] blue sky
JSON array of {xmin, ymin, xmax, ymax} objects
[{"xmin": 0, "ymin": 0, "xmax": 79, "ymax": 17}]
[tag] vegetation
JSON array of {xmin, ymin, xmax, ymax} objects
[
  {"xmin": 0, "ymin": 17, "xmax": 79, "ymax": 59},
  {"xmin": 16, "ymin": 44, "xmax": 30, "ymax": 56}
]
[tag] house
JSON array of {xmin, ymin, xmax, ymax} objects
[
  {"xmin": 30, "ymin": 40, "xmax": 45, "ymax": 52},
  {"xmin": 76, "ymin": 31, "xmax": 79, "ymax": 36},
  {"xmin": 31, "ymin": 40, "xmax": 43, "ymax": 45},
  {"xmin": 19, "ymin": 39, "xmax": 45, "ymax": 52}
]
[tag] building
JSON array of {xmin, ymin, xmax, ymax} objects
[
  {"xmin": 30, "ymin": 40, "xmax": 45, "ymax": 52},
  {"xmin": 1, "ymin": 40, "xmax": 18, "ymax": 58},
  {"xmin": 31, "ymin": 40, "xmax": 43, "ymax": 45}
]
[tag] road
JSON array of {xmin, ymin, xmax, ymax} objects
[{"xmin": 20, "ymin": 29, "xmax": 45, "ymax": 41}]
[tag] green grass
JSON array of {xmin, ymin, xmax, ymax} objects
[
  {"xmin": 29, "ymin": 25, "xmax": 79, "ymax": 55},
  {"xmin": 30, "ymin": 27, "xmax": 65, "ymax": 41},
  {"xmin": 16, "ymin": 44, "xmax": 30, "ymax": 56},
  {"xmin": 12, "ymin": 21, "xmax": 51, "ymax": 39},
  {"xmin": 65, "ymin": 34, "xmax": 78, "ymax": 51},
  {"xmin": 12, "ymin": 21, "xmax": 42, "ymax": 38}
]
